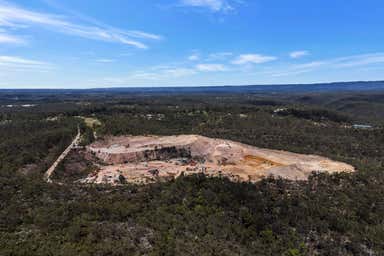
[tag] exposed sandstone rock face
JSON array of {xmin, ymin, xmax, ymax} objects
[{"xmin": 82, "ymin": 135, "xmax": 355, "ymax": 185}]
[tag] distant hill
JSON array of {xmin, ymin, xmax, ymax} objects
[
  {"xmin": 1, "ymin": 80, "xmax": 384, "ymax": 94},
  {"xmin": 90, "ymin": 81, "xmax": 384, "ymax": 94}
]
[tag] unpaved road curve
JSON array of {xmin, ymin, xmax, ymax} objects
[{"xmin": 45, "ymin": 128, "xmax": 81, "ymax": 183}]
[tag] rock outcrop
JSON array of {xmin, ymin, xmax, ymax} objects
[{"xmin": 83, "ymin": 135, "xmax": 355, "ymax": 184}]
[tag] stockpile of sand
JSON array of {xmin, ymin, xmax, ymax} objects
[{"xmin": 82, "ymin": 135, "xmax": 355, "ymax": 184}]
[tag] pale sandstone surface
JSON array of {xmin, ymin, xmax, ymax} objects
[{"xmin": 81, "ymin": 135, "xmax": 355, "ymax": 185}]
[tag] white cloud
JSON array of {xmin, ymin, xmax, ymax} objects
[
  {"xmin": 0, "ymin": 1, "xmax": 162, "ymax": 49},
  {"xmin": 232, "ymin": 54, "xmax": 277, "ymax": 65},
  {"xmin": 0, "ymin": 55, "xmax": 53, "ymax": 71},
  {"xmin": 333, "ymin": 53, "xmax": 384, "ymax": 68},
  {"xmin": 0, "ymin": 56, "xmax": 46, "ymax": 65},
  {"xmin": 196, "ymin": 63, "xmax": 227, "ymax": 71},
  {"xmin": 96, "ymin": 59, "xmax": 116, "ymax": 63},
  {"xmin": 188, "ymin": 54, "xmax": 200, "ymax": 61},
  {"xmin": 207, "ymin": 52, "xmax": 233, "ymax": 61},
  {"xmin": 289, "ymin": 50, "xmax": 309, "ymax": 59},
  {"xmin": 96, "ymin": 61, "xmax": 231, "ymax": 86},
  {"xmin": 0, "ymin": 33, "xmax": 25, "ymax": 44},
  {"xmin": 270, "ymin": 69, "xmax": 313, "ymax": 78},
  {"xmin": 268, "ymin": 53, "xmax": 384, "ymax": 77},
  {"xmin": 181, "ymin": 0, "xmax": 234, "ymax": 12},
  {"xmin": 124, "ymin": 30, "xmax": 162, "ymax": 40},
  {"xmin": 268, "ymin": 62, "xmax": 324, "ymax": 77},
  {"xmin": 164, "ymin": 68, "xmax": 197, "ymax": 77},
  {"xmin": 131, "ymin": 67, "xmax": 197, "ymax": 80}
]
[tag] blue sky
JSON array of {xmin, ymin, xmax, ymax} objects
[{"xmin": 0, "ymin": 0, "xmax": 384, "ymax": 88}]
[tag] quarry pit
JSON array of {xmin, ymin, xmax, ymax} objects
[{"xmin": 81, "ymin": 135, "xmax": 355, "ymax": 185}]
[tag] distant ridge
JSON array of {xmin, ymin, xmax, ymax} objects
[{"xmin": 1, "ymin": 80, "xmax": 384, "ymax": 94}]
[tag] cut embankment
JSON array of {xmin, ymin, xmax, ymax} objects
[{"xmin": 78, "ymin": 135, "xmax": 355, "ymax": 185}]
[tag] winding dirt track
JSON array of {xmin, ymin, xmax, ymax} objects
[{"xmin": 44, "ymin": 128, "xmax": 81, "ymax": 183}]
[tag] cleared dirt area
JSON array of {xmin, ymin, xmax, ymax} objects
[{"xmin": 81, "ymin": 135, "xmax": 355, "ymax": 185}]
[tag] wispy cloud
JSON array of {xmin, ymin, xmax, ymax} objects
[
  {"xmin": 188, "ymin": 52, "xmax": 233, "ymax": 62},
  {"xmin": 232, "ymin": 54, "xmax": 277, "ymax": 65},
  {"xmin": 289, "ymin": 50, "xmax": 309, "ymax": 59},
  {"xmin": 268, "ymin": 61, "xmax": 329, "ymax": 77},
  {"xmin": 123, "ymin": 30, "xmax": 162, "ymax": 40},
  {"xmin": 0, "ymin": 33, "xmax": 25, "ymax": 44},
  {"xmin": 164, "ymin": 68, "xmax": 197, "ymax": 77},
  {"xmin": 130, "ymin": 67, "xmax": 197, "ymax": 80},
  {"xmin": 0, "ymin": 55, "xmax": 53, "ymax": 71},
  {"xmin": 196, "ymin": 63, "xmax": 227, "ymax": 71},
  {"xmin": 333, "ymin": 53, "xmax": 384, "ymax": 68},
  {"xmin": 188, "ymin": 54, "xmax": 200, "ymax": 61},
  {"xmin": 269, "ymin": 53, "xmax": 384, "ymax": 77},
  {"xmin": 206, "ymin": 52, "xmax": 233, "ymax": 61},
  {"xmin": 0, "ymin": 1, "xmax": 162, "ymax": 49},
  {"xmin": 96, "ymin": 59, "xmax": 116, "ymax": 63},
  {"xmin": 92, "ymin": 61, "xmax": 232, "ymax": 86},
  {"xmin": 180, "ymin": 0, "xmax": 234, "ymax": 12}
]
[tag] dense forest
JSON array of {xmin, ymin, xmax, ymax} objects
[{"xmin": 0, "ymin": 90, "xmax": 383, "ymax": 255}]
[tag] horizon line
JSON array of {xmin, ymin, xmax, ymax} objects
[{"xmin": 0, "ymin": 79, "xmax": 384, "ymax": 90}]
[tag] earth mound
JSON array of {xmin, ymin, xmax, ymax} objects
[{"xmin": 81, "ymin": 135, "xmax": 355, "ymax": 184}]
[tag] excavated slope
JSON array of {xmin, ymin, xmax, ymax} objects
[{"xmin": 84, "ymin": 135, "xmax": 355, "ymax": 184}]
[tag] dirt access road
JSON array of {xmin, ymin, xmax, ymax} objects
[{"xmin": 44, "ymin": 127, "xmax": 81, "ymax": 183}]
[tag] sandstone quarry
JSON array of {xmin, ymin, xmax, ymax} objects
[{"xmin": 81, "ymin": 135, "xmax": 355, "ymax": 185}]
